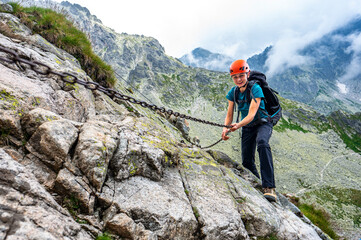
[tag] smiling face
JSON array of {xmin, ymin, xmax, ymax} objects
[{"xmin": 231, "ymin": 72, "xmax": 249, "ymax": 88}]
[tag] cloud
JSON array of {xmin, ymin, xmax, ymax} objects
[
  {"xmin": 181, "ymin": 51, "xmax": 232, "ymax": 72},
  {"xmin": 51, "ymin": 0, "xmax": 361, "ymax": 64},
  {"xmin": 262, "ymin": 0, "xmax": 361, "ymax": 76},
  {"xmin": 265, "ymin": 30, "xmax": 319, "ymax": 76},
  {"xmin": 339, "ymin": 32, "xmax": 361, "ymax": 83}
]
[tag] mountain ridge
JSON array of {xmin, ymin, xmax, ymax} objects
[
  {"xmin": 1, "ymin": 1, "xmax": 361, "ymax": 239},
  {"xmin": 180, "ymin": 16, "xmax": 361, "ymax": 114},
  {"xmin": 0, "ymin": 9, "xmax": 333, "ymax": 239}
]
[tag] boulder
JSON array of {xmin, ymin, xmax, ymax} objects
[
  {"xmin": 73, "ymin": 120, "xmax": 119, "ymax": 192},
  {"xmin": 0, "ymin": 148, "xmax": 92, "ymax": 240},
  {"xmin": 26, "ymin": 119, "xmax": 79, "ymax": 171}
]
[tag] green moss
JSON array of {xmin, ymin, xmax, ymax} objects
[
  {"xmin": 32, "ymin": 97, "xmax": 41, "ymax": 107},
  {"xmin": 4, "ymin": 3, "xmax": 116, "ymax": 87},
  {"xmin": 192, "ymin": 206, "xmax": 200, "ymax": 218},
  {"xmin": 0, "ymin": 89, "xmax": 25, "ymax": 117},
  {"xmin": 235, "ymin": 196, "xmax": 246, "ymax": 204},
  {"xmin": 129, "ymin": 160, "xmax": 138, "ymax": 175}
]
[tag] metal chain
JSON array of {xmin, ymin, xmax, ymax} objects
[{"xmin": 0, "ymin": 45, "xmax": 231, "ymax": 148}]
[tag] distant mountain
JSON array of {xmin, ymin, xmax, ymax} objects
[
  {"xmin": 180, "ymin": 47, "xmax": 233, "ymax": 72},
  {"xmin": 247, "ymin": 16, "xmax": 361, "ymax": 114},
  {"xmin": 182, "ymin": 17, "xmax": 361, "ymax": 114}
]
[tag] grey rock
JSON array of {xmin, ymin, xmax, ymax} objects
[
  {"xmin": 17, "ymin": 153, "xmax": 57, "ymax": 191},
  {"xmin": 106, "ymin": 213, "xmax": 156, "ymax": 240},
  {"xmin": 275, "ymin": 207, "xmax": 322, "ymax": 240},
  {"xmin": 0, "ymin": 148, "xmax": 92, "ymax": 240},
  {"xmin": 0, "ymin": 109, "xmax": 24, "ymax": 146},
  {"xmin": 21, "ymin": 108, "xmax": 62, "ymax": 137},
  {"xmin": 220, "ymin": 167, "xmax": 281, "ymax": 238},
  {"xmin": 54, "ymin": 168, "xmax": 94, "ymax": 214},
  {"xmin": 73, "ymin": 120, "xmax": 119, "ymax": 192},
  {"xmin": 0, "ymin": 4, "xmax": 12, "ymax": 12},
  {"xmin": 168, "ymin": 115, "xmax": 190, "ymax": 139},
  {"xmin": 110, "ymin": 169, "xmax": 198, "ymax": 239},
  {"xmin": 180, "ymin": 156, "xmax": 249, "ymax": 240},
  {"xmin": 110, "ymin": 128, "xmax": 165, "ymax": 181},
  {"xmin": 26, "ymin": 119, "xmax": 79, "ymax": 170},
  {"xmin": 207, "ymin": 149, "xmax": 241, "ymax": 169}
]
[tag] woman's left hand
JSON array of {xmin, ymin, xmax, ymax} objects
[{"xmin": 230, "ymin": 123, "xmax": 240, "ymax": 132}]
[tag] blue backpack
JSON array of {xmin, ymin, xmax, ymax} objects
[{"xmin": 234, "ymin": 71, "xmax": 282, "ymax": 126}]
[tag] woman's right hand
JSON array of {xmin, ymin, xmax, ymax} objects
[{"xmin": 222, "ymin": 128, "xmax": 230, "ymax": 140}]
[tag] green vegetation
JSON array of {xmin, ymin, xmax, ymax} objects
[
  {"xmin": 298, "ymin": 204, "xmax": 339, "ymax": 239},
  {"xmin": 192, "ymin": 206, "xmax": 200, "ymax": 218},
  {"xmin": 0, "ymin": 128, "xmax": 11, "ymax": 145},
  {"xmin": 256, "ymin": 234, "xmax": 278, "ymax": 240},
  {"xmin": 286, "ymin": 191, "xmax": 341, "ymax": 239},
  {"xmin": 328, "ymin": 112, "xmax": 361, "ymax": 153},
  {"xmin": 299, "ymin": 187, "xmax": 361, "ymax": 239},
  {"xmin": 96, "ymin": 232, "xmax": 112, "ymax": 240},
  {"xmin": 0, "ymin": 89, "xmax": 23, "ymax": 116},
  {"xmin": 273, "ymin": 118, "xmax": 308, "ymax": 133},
  {"xmin": 62, "ymin": 195, "xmax": 81, "ymax": 218},
  {"xmin": 305, "ymin": 187, "xmax": 361, "ymax": 217},
  {"xmin": 2, "ymin": 3, "xmax": 116, "ymax": 87},
  {"xmin": 278, "ymin": 96, "xmax": 332, "ymax": 133}
]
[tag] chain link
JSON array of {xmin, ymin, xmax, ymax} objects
[{"xmin": 0, "ymin": 45, "xmax": 231, "ymax": 147}]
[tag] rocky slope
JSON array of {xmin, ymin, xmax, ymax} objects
[
  {"xmin": 0, "ymin": 11, "xmax": 334, "ymax": 240},
  {"xmin": 57, "ymin": 4, "xmax": 361, "ymax": 237},
  {"xmin": 1, "ymin": 1, "xmax": 361, "ymax": 239}
]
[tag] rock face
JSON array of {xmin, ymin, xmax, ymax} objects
[
  {"xmin": 0, "ymin": 149, "xmax": 92, "ymax": 240},
  {"xmin": 0, "ymin": 12, "xmax": 331, "ymax": 240}
]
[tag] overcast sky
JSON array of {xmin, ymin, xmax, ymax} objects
[{"xmin": 52, "ymin": 0, "xmax": 361, "ymax": 62}]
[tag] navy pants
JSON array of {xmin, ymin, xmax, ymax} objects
[{"xmin": 241, "ymin": 122, "xmax": 275, "ymax": 188}]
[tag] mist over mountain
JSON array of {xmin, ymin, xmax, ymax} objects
[
  {"xmin": 182, "ymin": 16, "xmax": 361, "ymax": 114},
  {"xmin": 180, "ymin": 47, "xmax": 233, "ymax": 72}
]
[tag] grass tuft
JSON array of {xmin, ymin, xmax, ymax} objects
[
  {"xmin": 298, "ymin": 203, "xmax": 339, "ymax": 239},
  {"xmin": 3, "ymin": 3, "xmax": 116, "ymax": 87}
]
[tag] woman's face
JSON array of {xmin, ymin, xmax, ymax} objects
[{"xmin": 231, "ymin": 72, "xmax": 248, "ymax": 87}]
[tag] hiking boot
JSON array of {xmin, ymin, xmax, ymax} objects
[{"xmin": 263, "ymin": 188, "xmax": 277, "ymax": 202}]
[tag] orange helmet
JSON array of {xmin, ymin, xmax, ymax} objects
[{"xmin": 229, "ymin": 60, "xmax": 250, "ymax": 76}]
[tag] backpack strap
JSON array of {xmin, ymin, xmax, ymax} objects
[
  {"xmin": 234, "ymin": 81, "xmax": 259, "ymax": 123},
  {"xmin": 234, "ymin": 86, "xmax": 240, "ymax": 122},
  {"xmin": 246, "ymin": 80, "xmax": 272, "ymax": 119},
  {"xmin": 246, "ymin": 80, "xmax": 259, "ymax": 103}
]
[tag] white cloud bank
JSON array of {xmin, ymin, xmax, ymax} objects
[
  {"xmin": 339, "ymin": 32, "xmax": 361, "ymax": 83},
  {"xmin": 50, "ymin": 0, "xmax": 361, "ymax": 76}
]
